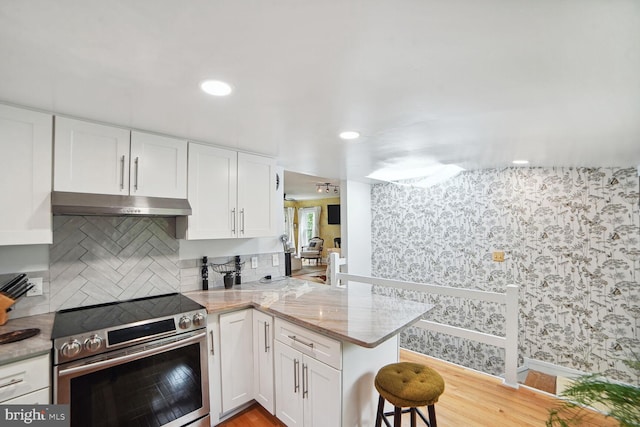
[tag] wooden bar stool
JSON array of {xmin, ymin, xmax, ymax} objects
[{"xmin": 374, "ymin": 362, "xmax": 445, "ymax": 427}]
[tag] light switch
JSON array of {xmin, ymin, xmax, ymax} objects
[
  {"xmin": 272, "ymin": 254, "xmax": 279, "ymax": 266},
  {"xmin": 251, "ymin": 257, "xmax": 258, "ymax": 268}
]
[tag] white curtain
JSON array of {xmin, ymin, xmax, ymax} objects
[
  {"xmin": 297, "ymin": 206, "xmax": 321, "ymax": 253},
  {"xmin": 283, "ymin": 207, "xmax": 295, "ymax": 252}
]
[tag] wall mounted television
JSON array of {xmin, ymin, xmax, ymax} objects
[{"xmin": 327, "ymin": 204, "xmax": 340, "ymax": 225}]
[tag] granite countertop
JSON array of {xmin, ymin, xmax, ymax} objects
[
  {"xmin": 186, "ymin": 278, "xmax": 432, "ymax": 348},
  {"xmin": 0, "ymin": 312, "xmax": 54, "ymax": 365}
]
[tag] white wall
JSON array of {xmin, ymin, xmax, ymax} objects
[
  {"xmin": 0, "ymin": 245, "xmax": 48, "ymax": 274},
  {"xmin": 342, "ymin": 180, "xmax": 372, "ymax": 276}
]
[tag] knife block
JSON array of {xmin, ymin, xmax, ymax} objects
[{"xmin": 0, "ymin": 294, "xmax": 15, "ymax": 325}]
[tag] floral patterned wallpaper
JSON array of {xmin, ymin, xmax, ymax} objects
[{"xmin": 371, "ymin": 167, "xmax": 640, "ymax": 385}]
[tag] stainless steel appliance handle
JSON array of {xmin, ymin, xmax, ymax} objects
[
  {"xmin": 58, "ymin": 331, "xmax": 206, "ymax": 377},
  {"xmin": 240, "ymin": 208, "xmax": 245, "ymax": 234},
  {"xmin": 293, "ymin": 358, "xmax": 299, "ymax": 393},
  {"xmin": 302, "ymin": 363, "xmax": 308, "ymax": 398},
  {"xmin": 120, "ymin": 155, "xmax": 125, "ymax": 190},
  {"xmin": 134, "ymin": 157, "xmax": 139, "ymax": 190},
  {"xmin": 264, "ymin": 322, "xmax": 270, "ymax": 353},
  {"xmin": 209, "ymin": 330, "xmax": 215, "ymax": 355},
  {"xmin": 0, "ymin": 378, "xmax": 23, "ymax": 389},
  {"xmin": 288, "ymin": 335, "xmax": 314, "ymax": 349}
]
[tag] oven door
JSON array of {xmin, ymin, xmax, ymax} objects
[{"xmin": 54, "ymin": 330, "xmax": 209, "ymax": 427}]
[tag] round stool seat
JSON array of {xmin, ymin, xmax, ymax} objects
[{"xmin": 375, "ymin": 362, "xmax": 445, "ymax": 408}]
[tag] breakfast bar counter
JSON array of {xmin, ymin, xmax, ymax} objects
[{"xmin": 186, "ymin": 278, "xmax": 431, "ymax": 348}]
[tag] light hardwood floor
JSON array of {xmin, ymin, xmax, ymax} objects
[{"xmin": 217, "ymin": 348, "xmax": 618, "ymax": 427}]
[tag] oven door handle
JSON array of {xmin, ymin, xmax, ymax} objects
[{"xmin": 58, "ymin": 331, "xmax": 206, "ymax": 377}]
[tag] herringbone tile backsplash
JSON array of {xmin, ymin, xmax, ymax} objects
[{"xmin": 50, "ymin": 216, "xmax": 181, "ymax": 311}]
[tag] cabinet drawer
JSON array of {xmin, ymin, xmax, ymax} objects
[
  {"xmin": 274, "ymin": 318, "xmax": 341, "ymax": 370},
  {"xmin": 2, "ymin": 387, "xmax": 50, "ymax": 404},
  {"xmin": 0, "ymin": 353, "xmax": 50, "ymax": 403}
]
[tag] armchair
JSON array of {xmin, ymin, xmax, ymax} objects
[{"xmin": 300, "ymin": 237, "xmax": 324, "ymax": 265}]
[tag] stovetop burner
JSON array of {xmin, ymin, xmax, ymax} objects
[
  {"xmin": 52, "ymin": 293, "xmax": 207, "ymax": 365},
  {"xmin": 51, "ymin": 293, "xmax": 203, "ymax": 339}
]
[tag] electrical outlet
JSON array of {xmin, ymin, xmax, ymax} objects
[
  {"xmin": 272, "ymin": 254, "xmax": 279, "ymax": 266},
  {"xmin": 251, "ymin": 257, "xmax": 258, "ymax": 268},
  {"xmin": 27, "ymin": 277, "xmax": 43, "ymax": 296},
  {"xmin": 492, "ymin": 251, "xmax": 505, "ymax": 262}
]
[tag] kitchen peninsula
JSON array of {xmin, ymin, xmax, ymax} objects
[{"xmin": 187, "ymin": 278, "xmax": 432, "ymax": 427}]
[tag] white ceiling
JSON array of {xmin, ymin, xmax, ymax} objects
[{"xmin": 1, "ymin": 1, "xmax": 639, "ymax": 186}]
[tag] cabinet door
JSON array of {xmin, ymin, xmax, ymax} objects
[
  {"xmin": 207, "ymin": 315, "xmax": 222, "ymax": 425},
  {"xmin": 253, "ymin": 310, "xmax": 274, "ymax": 414},
  {"xmin": 274, "ymin": 341, "xmax": 303, "ymax": 427},
  {"xmin": 130, "ymin": 131, "xmax": 187, "ymax": 198},
  {"xmin": 0, "ymin": 105, "xmax": 52, "ymax": 245},
  {"xmin": 303, "ymin": 355, "xmax": 342, "ymax": 427},
  {"xmin": 177, "ymin": 143, "xmax": 237, "ymax": 240},
  {"xmin": 237, "ymin": 152, "xmax": 276, "ymax": 238},
  {"xmin": 219, "ymin": 310, "xmax": 254, "ymax": 413},
  {"xmin": 54, "ymin": 117, "xmax": 130, "ymax": 195}
]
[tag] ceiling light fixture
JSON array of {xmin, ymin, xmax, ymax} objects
[
  {"xmin": 339, "ymin": 131, "xmax": 360, "ymax": 140},
  {"xmin": 512, "ymin": 160, "xmax": 529, "ymax": 165},
  {"xmin": 316, "ymin": 183, "xmax": 339, "ymax": 194},
  {"xmin": 200, "ymin": 80, "xmax": 233, "ymax": 96}
]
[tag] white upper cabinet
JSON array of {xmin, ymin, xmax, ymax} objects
[
  {"xmin": 130, "ymin": 131, "xmax": 187, "ymax": 198},
  {"xmin": 237, "ymin": 152, "xmax": 276, "ymax": 238},
  {"xmin": 178, "ymin": 143, "xmax": 276, "ymax": 240},
  {"xmin": 54, "ymin": 117, "xmax": 130, "ymax": 195},
  {"xmin": 0, "ymin": 104, "xmax": 52, "ymax": 245},
  {"xmin": 54, "ymin": 117, "xmax": 187, "ymax": 198}
]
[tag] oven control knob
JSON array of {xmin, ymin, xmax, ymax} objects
[
  {"xmin": 192, "ymin": 313, "xmax": 205, "ymax": 327},
  {"xmin": 61, "ymin": 340, "xmax": 82, "ymax": 358},
  {"xmin": 179, "ymin": 316, "xmax": 192, "ymax": 329},
  {"xmin": 84, "ymin": 335, "xmax": 103, "ymax": 352}
]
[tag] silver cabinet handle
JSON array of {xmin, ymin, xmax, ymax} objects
[
  {"xmin": 134, "ymin": 157, "xmax": 139, "ymax": 190},
  {"xmin": 264, "ymin": 322, "xmax": 270, "ymax": 353},
  {"xmin": 288, "ymin": 335, "xmax": 314, "ymax": 349},
  {"xmin": 209, "ymin": 330, "xmax": 215, "ymax": 355},
  {"xmin": 0, "ymin": 378, "xmax": 23, "ymax": 389},
  {"xmin": 293, "ymin": 358, "xmax": 299, "ymax": 393},
  {"xmin": 231, "ymin": 208, "xmax": 236, "ymax": 234},
  {"xmin": 120, "ymin": 155, "xmax": 125, "ymax": 190},
  {"xmin": 240, "ymin": 208, "xmax": 245, "ymax": 234},
  {"xmin": 302, "ymin": 363, "xmax": 308, "ymax": 398}
]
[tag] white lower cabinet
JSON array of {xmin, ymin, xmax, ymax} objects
[
  {"xmin": 274, "ymin": 334, "xmax": 341, "ymax": 427},
  {"xmin": 0, "ymin": 353, "xmax": 51, "ymax": 404},
  {"xmin": 253, "ymin": 310, "xmax": 274, "ymax": 414},
  {"xmin": 219, "ymin": 309, "xmax": 254, "ymax": 413}
]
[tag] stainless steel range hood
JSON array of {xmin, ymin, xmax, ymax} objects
[{"xmin": 52, "ymin": 191, "xmax": 192, "ymax": 216}]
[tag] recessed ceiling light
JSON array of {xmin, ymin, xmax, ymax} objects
[
  {"xmin": 200, "ymin": 80, "xmax": 233, "ymax": 96},
  {"xmin": 339, "ymin": 131, "xmax": 360, "ymax": 140},
  {"xmin": 512, "ymin": 160, "xmax": 529, "ymax": 165}
]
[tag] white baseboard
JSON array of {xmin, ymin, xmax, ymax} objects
[{"xmin": 523, "ymin": 357, "xmax": 586, "ymax": 379}]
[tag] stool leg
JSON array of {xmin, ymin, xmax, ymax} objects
[
  {"xmin": 427, "ymin": 404, "xmax": 437, "ymax": 427},
  {"xmin": 410, "ymin": 407, "xmax": 417, "ymax": 427},
  {"xmin": 394, "ymin": 406, "xmax": 402, "ymax": 427},
  {"xmin": 375, "ymin": 395, "xmax": 385, "ymax": 427}
]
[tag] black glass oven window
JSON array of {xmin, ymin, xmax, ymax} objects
[
  {"xmin": 70, "ymin": 343, "xmax": 202, "ymax": 427},
  {"xmin": 108, "ymin": 318, "xmax": 175, "ymax": 345}
]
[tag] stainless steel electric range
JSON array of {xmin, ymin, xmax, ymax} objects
[{"xmin": 51, "ymin": 293, "xmax": 210, "ymax": 427}]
